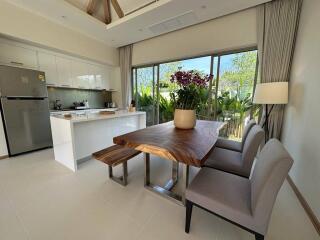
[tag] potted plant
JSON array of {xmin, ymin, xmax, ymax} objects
[{"xmin": 170, "ymin": 70, "xmax": 212, "ymax": 129}]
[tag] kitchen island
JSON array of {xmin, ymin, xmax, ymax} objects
[{"xmin": 50, "ymin": 110, "xmax": 146, "ymax": 171}]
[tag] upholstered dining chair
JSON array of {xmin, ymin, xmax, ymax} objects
[
  {"xmin": 185, "ymin": 139, "xmax": 294, "ymax": 240},
  {"xmin": 204, "ymin": 125, "xmax": 264, "ymax": 178},
  {"xmin": 215, "ymin": 119, "xmax": 256, "ymax": 152}
]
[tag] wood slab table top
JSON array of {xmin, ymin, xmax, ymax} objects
[{"xmin": 113, "ymin": 120, "xmax": 225, "ymax": 167}]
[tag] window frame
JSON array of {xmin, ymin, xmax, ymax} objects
[{"xmin": 132, "ymin": 46, "xmax": 259, "ymax": 124}]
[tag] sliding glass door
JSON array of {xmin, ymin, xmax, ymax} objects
[
  {"xmin": 132, "ymin": 66, "xmax": 158, "ymax": 126},
  {"xmin": 132, "ymin": 49, "xmax": 258, "ymax": 139}
]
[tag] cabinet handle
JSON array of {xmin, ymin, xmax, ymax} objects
[
  {"xmin": 61, "ymin": 84, "xmax": 71, "ymax": 87},
  {"xmin": 46, "ymin": 83, "xmax": 56, "ymax": 86},
  {"xmin": 10, "ymin": 61, "xmax": 23, "ymax": 66}
]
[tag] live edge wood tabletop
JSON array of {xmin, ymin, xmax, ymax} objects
[{"xmin": 113, "ymin": 120, "xmax": 225, "ymax": 167}]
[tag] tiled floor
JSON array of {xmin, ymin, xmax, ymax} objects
[{"xmin": 0, "ymin": 149, "xmax": 318, "ymax": 240}]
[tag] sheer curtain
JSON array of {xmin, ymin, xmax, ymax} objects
[
  {"xmin": 119, "ymin": 44, "xmax": 133, "ymax": 108},
  {"xmin": 257, "ymin": 0, "xmax": 303, "ymax": 140}
]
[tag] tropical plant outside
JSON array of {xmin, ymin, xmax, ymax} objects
[{"xmin": 133, "ymin": 50, "xmax": 258, "ymax": 140}]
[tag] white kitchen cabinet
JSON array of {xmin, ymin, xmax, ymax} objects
[
  {"xmin": 87, "ymin": 64, "xmax": 98, "ymax": 89},
  {"xmin": 101, "ymin": 66, "xmax": 110, "ymax": 90},
  {"xmin": 38, "ymin": 52, "xmax": 58, "ymax": 86},
  {"xmin": 56, "ymin": 56, "xmax": 73, "ymax": 88},
  {"xmin": 88, "ymin": 64, "xmax": 104, "ymax": 90},
  {"xmin": 0, "ymin": 42, "xmax": 37, "ymax": 69},
  {"xmin": 71, "ymin": 60, "xmax": 90, "ymax": 89}
]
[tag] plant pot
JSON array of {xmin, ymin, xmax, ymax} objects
[{"xmin": 174, "ymin": 109, "xmax": 196, "ymax": 129}]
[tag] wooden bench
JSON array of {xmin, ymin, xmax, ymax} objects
[{"xmin": 92, "ymin": 145, "xmax": 141, "ymax": 186}]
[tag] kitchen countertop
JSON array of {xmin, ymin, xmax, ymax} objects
[
  {"xmin": 50, "ymin": 108, "xmax": 118, "ymax": 114},
  {"xmin": 50, "ymin": 110, "xmax": 146, "ymax": 123}
]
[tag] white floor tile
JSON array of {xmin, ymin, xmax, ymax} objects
[{"xmin": 0, "ymin": 149, "xmax": 318, "ymax": 240}]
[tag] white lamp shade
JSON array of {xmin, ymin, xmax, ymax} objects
[{"xmin": 253, "ymin": 82, "xmax": 288, "ymax": 104}]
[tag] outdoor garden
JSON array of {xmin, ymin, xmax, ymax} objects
[{"xmin": 133, "ymin": 50, "xmax": 259, "ymax": 140}]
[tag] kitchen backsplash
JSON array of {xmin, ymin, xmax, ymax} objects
[{"xmin": 47, "ymin": 87, "xmax": 112, "ymax": 110}]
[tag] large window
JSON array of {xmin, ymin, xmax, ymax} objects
[{"xmin": 132, "ymin": 49, "xmax": 258, "ymax": 140}]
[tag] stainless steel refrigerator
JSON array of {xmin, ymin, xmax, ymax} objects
[{"xmin": 0, "ymin": 65, "xmax": 52, "ymax": 156}]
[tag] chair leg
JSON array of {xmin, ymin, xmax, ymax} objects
[
  {"xmin": 185, "ymin": 200, "xmax": 193, "ymax": 233},
  {"xmin": 255, "ymin": 233, "xmax": 264, "ymax": 240}
]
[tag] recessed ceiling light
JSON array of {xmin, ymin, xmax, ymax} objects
[{"xmin": 201, "ymin": 5, "xmax": 207, "ymax": 9}]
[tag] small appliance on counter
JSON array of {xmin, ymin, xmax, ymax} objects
[
  {"xmin": 53, "ymin": 99, "xmax": 63, "ymax": 110},
  {"xmin": 0, "ymin": 65, "xmax": 53, "ymax": 156},
  {"xmin": 72, "ymin": 100, "xmax": 90, "ymax": 110},
  {"xmin": 105, "ymin": 102, "xmax": 117, "ymax": 108}
]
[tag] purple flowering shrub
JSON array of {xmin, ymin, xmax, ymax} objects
[{"xmin": 170, "ymin": 70, "xmax": 212, "ymax": 110}]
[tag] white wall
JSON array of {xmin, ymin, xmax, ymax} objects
[
  {"xmin": 0, "ymin": 112, "xmax": 8, "ymax": 157},
  {"xmin": 0, "ymin": 1, "xmax": 119, "ymax": 66},
  {"xmin": 282, "ymin": 0, "xmax": 320, "ymax": 220},
  {"xmin": 132, "ymin": 8, "xmax": 257, "ymax": 66}
]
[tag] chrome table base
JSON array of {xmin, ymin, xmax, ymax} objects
[{"xmin": 144, "ymin": 153, "xmax": 190, "ymax": 205}]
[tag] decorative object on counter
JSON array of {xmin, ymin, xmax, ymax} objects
[
  {"xmin": 170, "ymin": 70, "xmax": 212, "ymax": 129},
  {"xmin": 128, "ymin": 99, "xmax": 136, "ymax": 112},
  {"xmin": 99, "ymin": 111, "xmax": 116, "ymax": 115},
  {"xmin": 105, "ymin": 102, "xmax": 117, "ymax": 108},
  {"xmin": 63, "ymin": 113, "xmax": 72, "ymax": 119}
]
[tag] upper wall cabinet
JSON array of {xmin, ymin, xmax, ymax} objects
[
  {"xmin": 0, "ymin": 42, "xmax": 37, "ymax": 69},
  {"xmin": 71, "ymin": 60, "xmax": 90, "ymax": 89},
  {"xmin": 88, "ymin": 64, "xmax": 107, "ymax": 90},
  {"xmin": 0, "ymin": 38, "xmax": 115, "ymax": 91},
  {"xmin": 102, "ymin": 66, "xmax": 111, "ymax": 90},
  {"xmin": 56, "ymin": 56, "xmax": 73, "ymax": 88},
  {"xmin": 38, "ymin": 52, "xmax": 58, "ymax": 86}
]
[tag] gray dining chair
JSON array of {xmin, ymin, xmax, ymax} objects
[
  {"xmin": 215, "ymin": 119, "xmax": 256, "ymax": 152},
  {"xmin": 185, "ymin": 139, "xmax": 294, "ymax": 240},
  {"xmin": 204, "ymin": 125, "xmax": 264, "ymax": 178}
]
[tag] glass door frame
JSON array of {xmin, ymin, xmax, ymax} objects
[
  {"xmin": 132, "ymin": 64, "xmax": 159, "ymax": 126},
  {"xmin": 132, "ymin": 46, "xmax": 258, "ymax": 125}
]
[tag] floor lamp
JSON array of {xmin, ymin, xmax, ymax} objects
[{"xmin": 253, "ymin": 82, "xmax": 288, "ymax": 142}]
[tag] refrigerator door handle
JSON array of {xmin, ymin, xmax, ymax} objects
[{"xmin": 5, "ymin": 97, "xmax": 47, "ymax": 100}]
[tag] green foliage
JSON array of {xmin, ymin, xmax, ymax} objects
[
  {"xmin": 133, "ymin": 50, "xmax": 258, "ymax": 137},
  {"xmin": 219, "ymin": 51, "xmax": 257, "ymax": 99},
  {"xmin": 159, "ymin": 95, "xmax": 174, "ymax": 123}
]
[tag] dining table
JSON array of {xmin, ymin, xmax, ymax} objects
[{"xmin": 113, "ymin": 120, "xmax": 225, "ymax": 205}]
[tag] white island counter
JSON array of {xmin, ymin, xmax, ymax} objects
[{"xmin": 50, "ymin": 110, "xmax": 146, "ymax": 171}]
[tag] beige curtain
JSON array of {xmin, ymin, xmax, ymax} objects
[
  {"xmin": 257, "ymin": 0, "xmax": 302, "ymax": 140},
  {"xmin": 119, "ymin": 44, "xmax": 133, "ymax": 108}
]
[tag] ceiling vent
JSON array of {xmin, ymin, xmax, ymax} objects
[{"xmin": 148, "ymin": 11, "xmax": 197, "ymax": 34}]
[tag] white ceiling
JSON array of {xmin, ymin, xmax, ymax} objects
[{"xmin": 7, "ymin": 0, "xmax": 271, "ymax": 48}]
